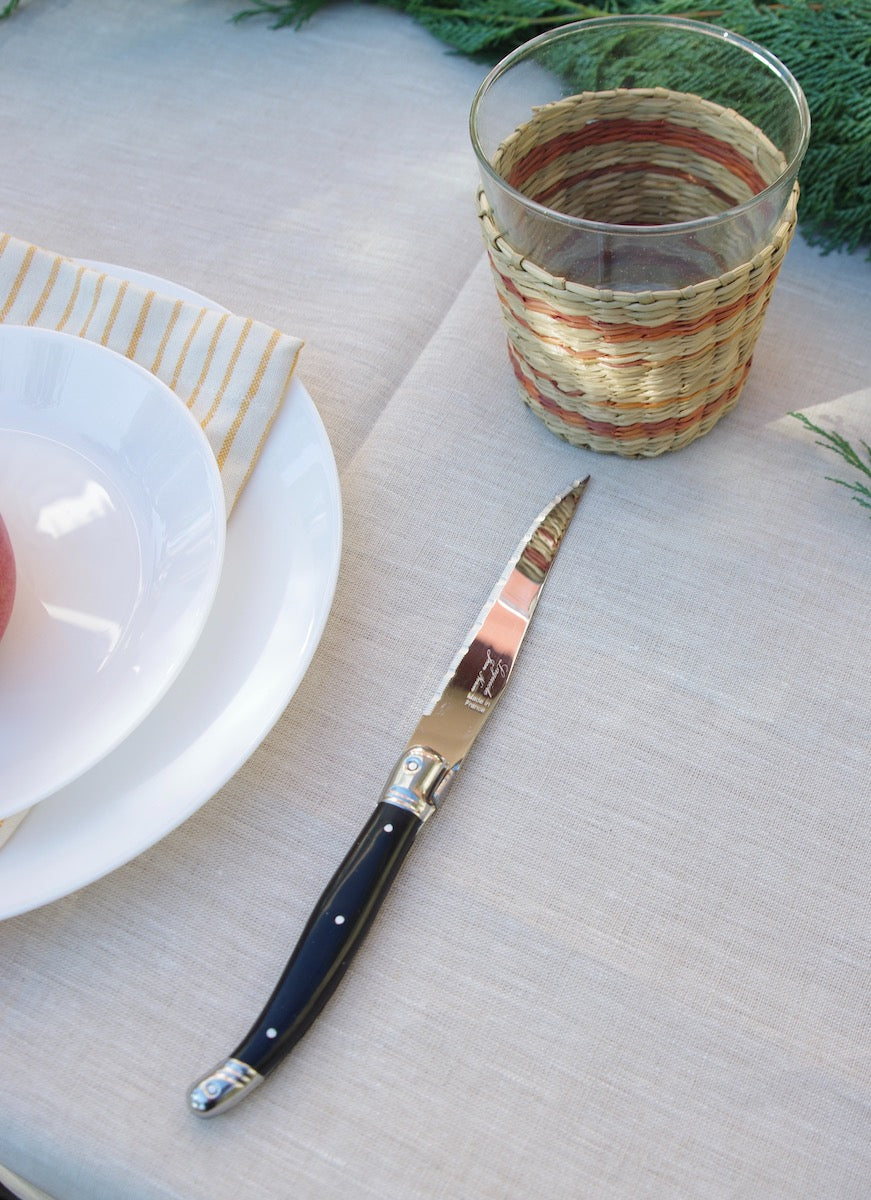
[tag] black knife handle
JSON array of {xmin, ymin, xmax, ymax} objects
[{"xmin": 188, "ymin": 801, "xmax": 421, "ymax": 1116}]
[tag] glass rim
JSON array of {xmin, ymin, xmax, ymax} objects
[{"xmin": 469, "ymin": 14, "xmax": 811, "ymax": 240}]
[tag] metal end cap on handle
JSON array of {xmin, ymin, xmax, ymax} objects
[{"xmin": 189, "ymin": 1057, "xmax": 263, "ymax": 1117}]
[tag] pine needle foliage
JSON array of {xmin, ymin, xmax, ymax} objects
[
  {"xmin": 230, "ymin": 0, "xmax": 871, "ymax": 256},
  {"xmin": 791, "ymin": 413, "xmax": 871, "ymax": 516}
]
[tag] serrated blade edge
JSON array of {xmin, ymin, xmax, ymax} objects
[{"xmin": 408, "ymin": 477, "xmax": 588, "ymax": 770}]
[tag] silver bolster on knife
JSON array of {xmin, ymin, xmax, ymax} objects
[
  {"xmin": 380, "ymin": 745, "xmax": 456, "ymax": 821},
  {"xmin": 189, "ymin": 1058, "xmax": 264, "ymax": 1117}
]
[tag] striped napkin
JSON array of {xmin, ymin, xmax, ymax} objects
[
  {"xmin": 0, "ymin": 233, "xmax": 303, "ymax": 515},
  {"xmin": 0, "ymin": 232, "xmax": 304, "ymax": 849}
]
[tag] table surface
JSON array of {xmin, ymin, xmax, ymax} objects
[{"xmin": 1, "ymin": 3, "xmax": 870, "ymax": 1198}]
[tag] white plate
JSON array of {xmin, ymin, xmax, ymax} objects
[
  {"xmin": 0, "ymin": 268, "xmax": 341, "ymax": 918},
  {"xmin": 0, "ymin": 326, "xmax": 225, "ymax": 818}
]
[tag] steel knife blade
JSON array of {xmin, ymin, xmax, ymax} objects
[{"xmin": 188, "ymin": 477, "xmax": 589, "ymax": 1116}]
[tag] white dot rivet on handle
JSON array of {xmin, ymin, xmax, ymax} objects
[
  {"xmin": 384, "ymin": 823, "xmax": 394, "ymax": 833},
  {"xmin": 334, "ymin": 915, "xmax": 345, "ymax": 925},
  {"xmin": 266, "ymin": 1028, "xmax": 277, "ymax": 1039}
]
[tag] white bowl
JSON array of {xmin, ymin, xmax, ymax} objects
[{"xmin": 0, "ymin": 326, "xmax": 225, "ymax": 817}]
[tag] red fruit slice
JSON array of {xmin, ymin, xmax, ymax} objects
[{"xmin": 0, "ymin": 515, "xmax": 16, "ymax": 642}]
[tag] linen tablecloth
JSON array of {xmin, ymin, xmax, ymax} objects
[{"xmin": 1, "ymin": 3, "xmax": 869, "ymax": 1198}]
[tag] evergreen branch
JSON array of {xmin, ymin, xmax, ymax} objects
[
  {"xmin": 229, "ymin": 0, "xmax": 871, "ymax": 256},
  {"xmin": 790, "ymin": 412, "xmax": 871, "ymax": 516},
  {"xmin": 232, "ymin": 0, "xmax": 331, "ymax": 27},
  {"xmin": 232, "ymin": 1, "xmax": 609, "ymax": 42},
  {"xmin": 829, "ymin": 478, "xmax": 871, "ymax": 511},
  {"xmin": 4, "ymin": 0, "xmax": 869, "ymax": 254}
]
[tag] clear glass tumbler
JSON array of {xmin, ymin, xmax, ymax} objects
[
  {"xmin": 468, "ymin": 16, "xmax": 810, "ymax": 456},
  {"xmin": 470, "ymin": 15, "xmax": 810, "ymax": 290}
]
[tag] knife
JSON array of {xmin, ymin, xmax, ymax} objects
[{"xmin": 188, "ymin": 477, "xmax": 589, "ymax": 1116}]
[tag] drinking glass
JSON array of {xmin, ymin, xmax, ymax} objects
[{"xmin": 470, "ymin": 16, "xmax": 810, "ymax": 455}]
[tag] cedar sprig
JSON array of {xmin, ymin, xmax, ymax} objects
[
  {"xmin": 228, "ymin": 0, "xmax": 871, "ymax": 257},
  {"xmin": 791, "ymin": 412, "xmax": 871, "ymax": 516},
  {"xmin": 4, "ymin": 0, "xmax": 868, "ymax": 254},
  {"xmin": 232, "ymin": 2, "xmax": 611, "ymax": 45},
  {"xmin": 231, "ymin": 0, "xmax": 329, "ymax": 26}
]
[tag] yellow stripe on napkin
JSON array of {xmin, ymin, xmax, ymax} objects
[
  {"xmin": 0, "ymin": 809, "xmax": 28, "ymax": 851},
  {"xmin": 0, "ymin": 233, "xmax": 304, "ymax": 515}
]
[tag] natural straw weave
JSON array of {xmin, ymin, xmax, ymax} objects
[{"xmin": 479, "ymin": 89, "xmax": 799, "ymax": 455}]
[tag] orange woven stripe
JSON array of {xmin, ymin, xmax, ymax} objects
[
  {"xmin": 508, "ymin": 119, "xmax": 770, "ymax": 196},
  {"xmin": 493, "ymin": 261, "xmax": 777, "ymax": 344},
  {"xmin": 508, "ymin": 341, "xmax": 750, "ymax": 439},
  {"xmin": 532, "ymin": 161, "xmax": 740, "ymax": 212},
  {"xmin": 509, "ymin": 329, "xmax": 750, "ymax": 414},
  {"xmin": 496, "ymin": 283, "xmax": 767, "ymax": 377}
]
